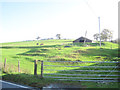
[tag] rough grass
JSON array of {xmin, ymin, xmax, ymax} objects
[{"xmin": 1, "ymin": 40, "xmax": 119, "ymax": 88}]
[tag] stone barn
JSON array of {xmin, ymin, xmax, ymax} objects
[{"xmin": 73, "ymin": 36, "xmax": 92, "ymax": 43}]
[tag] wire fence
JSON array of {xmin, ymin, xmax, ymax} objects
[
  {"xmin": 3, "ymin": 58, "xmax": 119, "ymax": 82},
  {"xmin": 43, "ymin": 61, "xmax": 119, "ymax": 82}
]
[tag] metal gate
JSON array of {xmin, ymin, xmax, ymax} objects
[{"xmin": 43, "ymin": 61, "xmax": 119, "ymax": 82}]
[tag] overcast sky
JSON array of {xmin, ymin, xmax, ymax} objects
[{"xmin": 0, "ymin": 0, "xmax": 119, "ymax": 43}]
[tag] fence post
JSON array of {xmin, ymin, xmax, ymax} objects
[
  {"xmin": 40, "ymin": 61, "xmax": 43, "ymax": 78},
  {"xmin": 34, "ymin": 60, "xmax": 37, "ymax": 75},
  {"xmin": 4, "ymin": 58, "xmax": 6, "ymax": 72},
  {"xmin": 18, "ymin": 60, "xmax": 20, "ymax": 72}
]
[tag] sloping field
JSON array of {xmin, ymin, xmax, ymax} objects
[{"xmin": 1, "ymin": 40, "xmax": 119, "ymax": 88}]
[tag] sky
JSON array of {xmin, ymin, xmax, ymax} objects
[{"xmin": 0, "ymin": 0, "xmax": 119, "ymax": 43}]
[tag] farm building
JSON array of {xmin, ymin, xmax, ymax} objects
[{"xmin": 73, "ymin": 36, "xmax": 92, "ymax": 43}]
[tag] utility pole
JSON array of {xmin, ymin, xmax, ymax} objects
[
  {"xmin": 84, "ymin": 30, "xmax": 87, "ymax": 44},
  {"xmin": 98, "ymin": 17, "xmax": 101, "ymax": 48}
]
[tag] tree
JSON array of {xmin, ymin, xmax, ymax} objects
[
  {"xmin": 36, "ymin": 36, "xmax": 40, "ymax": 45},
  {"xmin": 93, "ymin": 29, "xmax": 113, "ymax": 42},
  {"xmin": 93, "ymin": 33, "xmax": 99, "ymax": 41},
  {"xmin": 56, "ymin": 34, "xmax": 61, "ymax": 39},
  {"xmin": 36, "ymin": 36, "xmax": 40, "ymax": 40},
  {"xmin": 101, "ymin": 29, "xmax": 113, "ymax": 41}
]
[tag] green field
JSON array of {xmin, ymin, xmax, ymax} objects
[{"xmin": 0, "ymin": 40, "xmax": 119, "ymax": 88}]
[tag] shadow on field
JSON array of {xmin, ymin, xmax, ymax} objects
[
  {"xmin": 54, "ymin": 62, "xmax": 119, "ymax": 75},
  {"xmin": 73, "ymin": 48, "xmax": 118, "ymax": 59},
  {"xmin": 18, "ymin": 53, "xmax": 47, "ymax": 56},
  {"xmin": 17, "ymin": 48, "xmax": 49, "ymax": 57},
  {"xmin": 12, "ymin": 56, "xmax": 33, "ymax": 61},
  {"xmin": 0, "ymin": 45, "xmax": 61, "ymax": 49},
  {"xmin": 2, "ymin": 73, "xmax": 54, "ymax": 89},
  {"xmin": 86, "ymin": 48, "xmax": 118, "ymax": 58},
  {"xmin": 2, "ymin": 73, "xmax": 83, "ymax": 89}
]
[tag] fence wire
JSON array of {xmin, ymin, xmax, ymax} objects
[{"xmin": 43, "ymin": 61, "xmax": 119, "ymax": 82}]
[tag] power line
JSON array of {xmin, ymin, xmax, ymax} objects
[
  {"xmin": 84, "ymin": 0, "xmax": 101, "ymax": 48},
  {"xmin": 84, "ymin": 0, "xmax": 97, "ymax": 18}
]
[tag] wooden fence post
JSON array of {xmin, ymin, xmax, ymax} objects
[
  {"xmin": 18, "ymin": 60, "xmax": 20, "ymax": 72},
  {"xmin": 40, "ymin": 61, "xmax": 43, "ymax": 78},
  {"xmin": 34, "ymin": 60, "xmax": 37, "ymax": 75},
  {"xmin": 4, "ymin": 58, "xmax": 6, "ymax": 72}
]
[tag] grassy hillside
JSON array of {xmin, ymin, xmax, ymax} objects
[{"xmin": 0, "ymin": 40, "xmax": 119, "ymax": 88}]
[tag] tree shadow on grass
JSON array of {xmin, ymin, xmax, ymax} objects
[
  {"xmin": 73, "ymin": 48, "xmax": 118, "ymax": 60},
  {"xmin": 2, "ymin": 73, "xmax": 83, "ymax": 89},
  {"xmin": 2, "ymin": 73, "xmax": 54, "ymax": 89},
  {"xmin": 87, "ymin": 48, "xmax": 118, "ymax": 58},
  {"xmin": 0, "ymin": 45, "xmax": 61, "ymax": 49},
  {"xmin": 17, "ymin": 48, "xmax": 50, "ymax": 57},
  {"xmin": 12, "ymin": 56, "xmax": 34, "ymax": 62},
  {"xmin": 55, "ymin": 62, "xmax": 119, "ymax": 75},
  {"xmin": 18, "ymin": 53, "xmax": 47, "ymax": 57}
]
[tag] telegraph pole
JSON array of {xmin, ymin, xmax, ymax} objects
[
  {"xmin": 84, "ymin": 30, "xmax": 87, "ymax": 44},
  {"xmin": 98, "ymin": 17, "xmax": 101, "ymax": 48}
]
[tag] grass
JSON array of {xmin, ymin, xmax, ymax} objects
[
  {"xmin": 0, "ymin": 40, "xmax": 119, "ymax": 88},
  {"xmin": 2, "ymin": 73, "xmax": 57, "ymax": 88}
]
